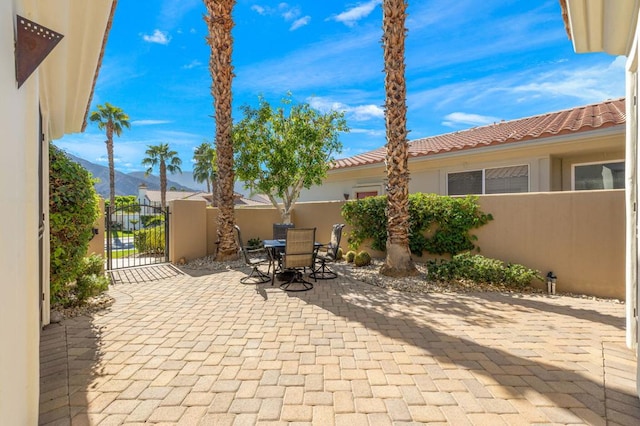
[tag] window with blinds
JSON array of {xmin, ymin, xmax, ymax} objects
[{"xmin": 447, "ymin": 165, "xmax": 529, "ymax": 195}]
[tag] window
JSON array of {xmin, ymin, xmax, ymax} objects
[
  {"xmin": 573, "ymin": 161, "xmax": 624, "ymax": 190},
  {"xmin": 356, "ymin": 191, "xmax": 378, "ymax": 199},
  {"xmin": 447, "ymin": 165, "xmax": 529, "ymax": 195}
]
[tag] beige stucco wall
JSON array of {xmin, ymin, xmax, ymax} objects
[
  {"xmin": 299, "ymin": 127, "xmax": 624, "ymax": 201},
  {"xmin": 0, "ymin": 2, "xmax": 41, "ymax": 423},
  {"xmin": 475, "ymin": 190, "xmax": 625, "ymax": 300},
  {"xmin": 169, "ymin": 200, "xmax": 207, "ymax": 263},
  {"xmin": 169, "ymin": 192, "xmax": 624, "ymax": 300}
]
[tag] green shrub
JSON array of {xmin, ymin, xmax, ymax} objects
[
  {"xmin": 75, "ymin": 271, "xmax": 109, "ymax": 302},
  {"xmin": 345, "ymin": 250, "xmax": 356, "ymax": 263},
  {"xmin": 336, "ymin": 247, "xmax": 343, "ymax": 260},
  {"xmin": 247, "ymin": 237, "xmax": 263, "ymax": 249},
  {"xmin": 49, "ymin": 144, "xmax": 100, "ymax": 304},
  {"xmin": 426, "ymin": 252, "xmax": 542, "ymax": 288},
  {"xmin": 134, "ymin": 225, "xmax": 165, "ymax": 253},
  {"xmin": 141, "ymin": 214, "xmax": 164, "ymax": 228},
  {"xmin": 354, "ymin": 251, "xmax": 372, "ymax": 267},
  {"xmin": 341, "ymin": 193, "xmax": 493, "ymax": 256}
]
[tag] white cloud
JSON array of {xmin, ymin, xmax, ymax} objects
[
  {"xmin": 442, "ymin": 112, "xmax": 500, "ymax": 128},
  {"xmin": 131, "ymin": 120, "xmax": 172, "ymax": 126},
  {"xmin": 290, "ymin": 16, "xmax": 311, "ymax": 31},
  {"xmin": 141, "ymin": 29, "xmax": 171, "ymax": 45},
  {"xmin": 308, "ymin": 97, "xmax": 384, "ymax": 121},
  {"xmin": 512, "ymin": 56, "xmax": 625, "ymax": 103},
  {"xmin": 331, "ymin": 0, "xmax": 381, "ymax": 27},
  {"xmin": 251, "ymin": 5, "xmax": 266, "ymax": 15},
  {"xmin": 182, "ymin": 60, "xmax": 202, "ymax": 69},
  {"xmin": 282, "ymin": 7, "xmax": 300, "ymax": 21}
]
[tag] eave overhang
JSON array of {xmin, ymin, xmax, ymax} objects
[
  {"xmin": 560, "ymin": 0, "xmax": 639, "ymax": 55},
  {"xmin": 21, "ymin": 0, "xmax": 116, "ymax": 140}
]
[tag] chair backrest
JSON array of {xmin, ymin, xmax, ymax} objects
[
  {"xmin": 327, "ymin": 224, "xmax": 345, "ymax": 260},
  {"xmin": 283, "ymin": 228, "xmax": 315, "ymax": 269},
  {"xmin": 273, "ymin": 223, "xmax": 295, "ymax": 240},
  {"xmin": 234, "ymin": 225, "xmax": 252, "ymax": 265}
]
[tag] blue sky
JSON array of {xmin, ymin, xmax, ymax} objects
[{"xmin": 55, "ymin": 0, "xmax": 625, "ymax": 177}]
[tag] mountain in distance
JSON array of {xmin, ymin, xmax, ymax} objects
[{"xmin": 66, "ymin": 153, "xmax": 198, "ymax": 198}]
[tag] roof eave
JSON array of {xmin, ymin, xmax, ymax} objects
[{"xmin": 561, "ymin": 0, "xmax": 638, "ymax": 55}]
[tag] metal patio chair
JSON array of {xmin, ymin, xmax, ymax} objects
[
  {"xmin": 280, "ymin": 227, "xmax": 316, "ymax": 292},
  {"xmin": 234, "ymin": 225, "xmax": 271, "ymax": 284},
  {"xmin": 310, "ymin": 223, "xmax": 345, "ymax": 280}
]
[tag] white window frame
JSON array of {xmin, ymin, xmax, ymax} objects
[
  {"xmin": 446, "ymin": 164, "xmax": 530, "ymax": 195},
  {"xmin": 571, "ymin": 159, "xmax": 625, "ymax": 191}
]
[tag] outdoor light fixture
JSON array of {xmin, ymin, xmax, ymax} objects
[
  {"xmin": 546, "ymin": 271, "xmax": 557, "ymax": 294},
  {"xmin": 343, "ymin": 193, "xmax": 350, "ymax": 200}
]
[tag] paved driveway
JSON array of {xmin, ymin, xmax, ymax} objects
[{"xmin": 40, "ymin": 266, "xmax": 640, "ymax": 425}]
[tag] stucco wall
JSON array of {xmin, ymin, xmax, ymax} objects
[
  {"xmin": 0, "ymin": 1, "xmax": 41, "ymax": 423},
  {"xmin": 475, "ymin": 190, "xmax": 625, "ymax": 299},
  {"xmin": 169, "ymin": 191, "xmax": 624, "ymax": 300},
  {"xmin": 169, "ymin": 200, "xmax": 207, "ymax": 263}
]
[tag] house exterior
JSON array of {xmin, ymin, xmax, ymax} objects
[
  {"xmin": 298, "ymin": 99, "xmax": 625, "ymax": 201},
  {"xmin": 559, "ymin": 0, "xmax": 640, "ymax": 398},
  {"xmin": 0, "ymin": 0, "xmax": 115, "ymax": 423},
  {"xmin": 137, "ymin": 183, "xmax": 268, "ymax": 209}
]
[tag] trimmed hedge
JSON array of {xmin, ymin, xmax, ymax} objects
[{"xmin": 134, "ymin": 225, "xmax": 165, "ymax": 253}]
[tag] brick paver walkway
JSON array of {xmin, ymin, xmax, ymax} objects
[{"xmin": 39, "ymin": 266, "xmax": 640, "ymax": 425}]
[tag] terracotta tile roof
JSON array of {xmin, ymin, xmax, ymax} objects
[{"xmin": 332, "ymin": 98, "xmax": 625, "ymax": 170}]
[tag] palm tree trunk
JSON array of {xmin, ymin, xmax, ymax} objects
[
  {"xmin": 205, "ymin": 0, "xmax": 238, "ymax": 260},
  {"xmin": 380, "ymin": 0, "xmax": 417, "ymax": 277},
  {"xmin": 106, "ymin": 124, "xmax": 115, "ymax": 211},
  {"xmin": 160, "ymin": 161, "xmax": 167, "ymax": 208}
]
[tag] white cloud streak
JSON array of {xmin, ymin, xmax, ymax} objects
[
  {"xmin": 141, "ymin": 29, "xmax": 171, "ymax": 45},
  {"xmin": 290, "ymin": 16, "xmax": 311, "ymax": 31},
  {"xmin": 308, "ymin": 97, "xmax": 384, "ymax": 121},
  {"xmin": 331, "ymin": 0, "xmax": 381, "ymax": 26},
  {"xmin": 442, "ymin": 112, "xmax": 500, "ymax": 128}
]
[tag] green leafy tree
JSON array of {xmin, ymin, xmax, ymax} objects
[
  {"xmin": 193, "ymin": 142, "xmax": 218, "ymax": 205},
  {"xmin": 89, "ymin": 103, "xmax": 130, "ymax": 209},
  {"xmin": 105, "ymin": 195, "xmax": 140, "ymax": 213},
  {"xmin": 234, "ymin": 95, "xmax": 348, "ymax": 223},
  {"xmin": 141, "ymin": 143, "xmax": 182, "ymax": 207}
]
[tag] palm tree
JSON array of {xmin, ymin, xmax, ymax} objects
[
  {"xmin": 204, "ymin": 0, "xmax": 238, "ymax": 261},
  {"xmin": 141, "ymin": 143, "xmax": 182, "ymax": 208},
  {"xmin": 89, "ymin": 103, "xmax": 130, "ymax": 210},
  {"xmin": 192, "ymin": 142, "xmax": 218, "ymax": 205},
  {"xmin": 380, "ymin": 0, "xmax": 417, "ymax": 277}
]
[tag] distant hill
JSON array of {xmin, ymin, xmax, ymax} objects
[{"xmin": 66, "ymin": 153, "xmax": 196, "ymax": 198}]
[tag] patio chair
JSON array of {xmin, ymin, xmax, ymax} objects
[
  {"xmin": 280, "ymin": 227, "xmax": 316, "ymax": 291},
  {"xmin": 273, "ymin": 223, "xmax": 295, "ymax": 240},
  {"xmin": 234, "ymin": 225, "xmax": 271, "ymax": 284},
  {"xmin": 310, "ymin": 223, "xmax": 345, "ymax": 280}
]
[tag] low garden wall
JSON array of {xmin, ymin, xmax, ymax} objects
[{"xmin": 169, "ymin": 190, "xmax": 625, "ymax": 300}]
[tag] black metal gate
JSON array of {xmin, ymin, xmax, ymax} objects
[{"xmin": 106, "ymin": 202, "xmax": 169, "ymax": 270}]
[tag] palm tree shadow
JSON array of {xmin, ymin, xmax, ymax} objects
[{"xmin": 292, "ymin": 278, "xmax": 639, "ymax": 424}]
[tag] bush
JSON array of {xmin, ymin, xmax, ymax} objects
[
  {"xmin": 426, "ymin": 252, "xmax": 542, "ymax": 288},
  {"xmin": 247, "ymin": 237, "xmax": 263, "ymax": 249},
  {"xmin": 336, "ymin": 247, "xmax": 343, "ymax": 260},
  {"xmin": 75, "ymin": 260, "xmax": 109, "ymax": 302},
  {"xmin": 134, "ymin": 225, "xmax": 165, "ymax": 253},
  {"xmin": 341, "ymin": 193, "xmax": 493, "ymax": 256},
  {"xmin": 141, "ymin": 214, "xmax": 164, "ymax": 228},
  {"xmin": 345, "ymin": 250, "xmax": 356, "ymax": 263},
  {"xmin": 354, "ymin": 251, "xmax": 371, "ymax": 267},
  {"xmin": 49, "ymin": 144, "xmax": 100, "ymax": 304}
]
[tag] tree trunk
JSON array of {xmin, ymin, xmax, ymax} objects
[
  {"xmin": 205, "ymin": 0, "xmax": 238, "ymax": 260},
  {"xmin": 380, "ymin": 0, "xmax": 417, "ymax": 277},
  {"xmin": 106, "ymin": 124, "xmax": 115, "ymax": 211},
  {"xmin": 160, "ymin": 161, "xmax": 167, "ymax": 208}
]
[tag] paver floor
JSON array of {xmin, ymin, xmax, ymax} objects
[{"xmin": 39, "ymin": 266, "xmax": 640, "ymax": 425}]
